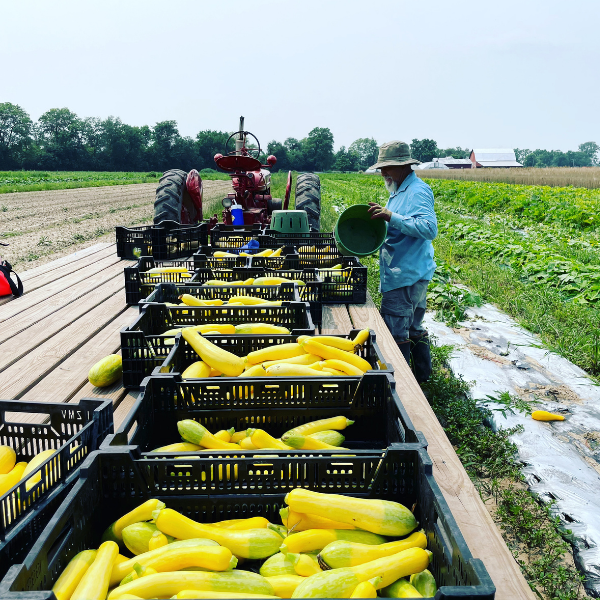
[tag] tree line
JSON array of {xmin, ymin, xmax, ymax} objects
[{"xmin": 1, "ymin": 103, "xmax": 598, "ymax": 172}]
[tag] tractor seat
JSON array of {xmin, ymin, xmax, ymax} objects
[{"xmin": 215, "ymin": 154, "xmax": 262, "ymax": 172}]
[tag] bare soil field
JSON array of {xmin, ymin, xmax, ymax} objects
[{"xmin": 0, "ymin": 180, "xmax": 231, "ymax": 270}]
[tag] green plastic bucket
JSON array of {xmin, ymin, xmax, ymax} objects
[
  {"xmin": 334, "ymin": 204, "xmax": 387, "ymax": 257},
  {"xmin": 270, "ymin": 210, "xmax": 310, "ymax": 234}
]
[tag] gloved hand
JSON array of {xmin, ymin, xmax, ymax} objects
[{"xmin": 368, "ymin": 202, "xmax": 392, "ymax": 222}]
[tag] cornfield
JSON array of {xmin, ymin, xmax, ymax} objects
[{"xmin": 416, "ymin": 166, "xmax": 600, "ymax": 189}]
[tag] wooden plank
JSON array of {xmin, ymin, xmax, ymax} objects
[
  {"xmin": 19, "ymin": 245, "xmax": 122, "ymax": 294},
  {"xmin": 20, "ymin": 304, "xmax": 137, "ymax": 404},
  {"xmin": 321, "ymin": 304, "xmax": 354, "ymax": 334},
  {"xmin": 0, "ymin": 275, "xmax": 124, "ymax": 371},
  {"xmin": 0, "ymin": 292, "xmax": 129, "ymax": 400},
  {"xmin": 113, "ymin": 392, "xmax": 140, "ymax": 431},
  {"xmin": 18, "ymin": 243, "xmax": 112, "ymax": 281},
  {"xmin": 348, "ymin": 295, "xmax": 535, "ymax": 600},
  {"xmin": 0, "ymin": 253, "xmax": 123, "ymax": 323},
  {"xmin": 0, "ymin": 261, "xmax": 125, "ymax": 346}
]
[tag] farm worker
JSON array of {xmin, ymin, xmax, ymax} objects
[{"xmin": 368, "ymin": 140, "xmax": 437, "ymax": 382}]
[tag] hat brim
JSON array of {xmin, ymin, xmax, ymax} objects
[{"xmin": 369, "ymin": 158, "xmax": 421, "ymax": 170}]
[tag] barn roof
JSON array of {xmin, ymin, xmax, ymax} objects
[
  {"xmin": 476, "ymin": 160, "xmax": 523, "ymax": 167},
  {"xmin": 471, "ymin": 149, "xmax": 517, "ymax": 161},
  {"xmin": 434, "ymin": 157, "xmax": 473, "ymax": 165}
]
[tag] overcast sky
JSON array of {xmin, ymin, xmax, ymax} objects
[{"xmin": 2, "ymin": 0, "xmax": 599, "ymax": 152}]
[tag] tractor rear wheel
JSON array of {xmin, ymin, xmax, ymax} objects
[
  {"xmin": 295, "ymin": 173, "xmax": 321, "ymax": 231},
  {"xmin": 154, "ymin": 169, "xmax": 187, "ymax": 224}
]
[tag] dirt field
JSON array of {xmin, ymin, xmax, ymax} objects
[{"xmin": 0, "ymin": 180, "xmax": 231, "ymax": 270}]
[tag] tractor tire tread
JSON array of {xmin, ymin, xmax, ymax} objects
[
  {"xmin": 295, "ymin": 173, "xmax": 321, "ymax": 231},
  {"xmin": 154, "ymin": 170, "xmax": 187, "ymax": 224}
]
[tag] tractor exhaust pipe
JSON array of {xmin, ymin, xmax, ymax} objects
[{"xmin": 236, "ymin": 116, "xmax": 245, "ymax": 154}]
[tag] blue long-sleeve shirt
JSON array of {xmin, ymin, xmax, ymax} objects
[{"xmin": 379, "ymin": 171, "xmax": 437, "ymax": 292}]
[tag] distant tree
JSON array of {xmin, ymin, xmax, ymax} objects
[
  {"xmin": 0, "ymin": 102, "xmax": 33, "ymax": 168},
  {"xmin": 410, "ymin": 139, "xmax": 438, "ymax": 163},
  {"xmin": 333, "ymin": 146, "xmax": 360, "ymax": 172},
  {"xmin": 303, "ymin": 127, "xmax": 335, "ymax": 171},
  {"xmin": 266, "ymin": 140, "xmax": 289, "ymax": 171},
  {"xmin": 514, "ymin": 148, "xmax": 531, "ymax": 165},
  {"xmin": 284, "ymin": 137, "xmax": 306, "ymax": 170},
  {"xmin": 578, "ymin": 142, "xmax": 599, "ymax": 165},
  {"xmin": 37, "ymin": 107, "xmax": 84, "ymax": 169},
  {"xmin": 196, "ymin": 130, "xmax": 230, "ymax": 170},
  {"xmin": 348, "ymin": 137, "xmax": 378, "ymax": 170},
  {"xmin": 438, "ymin": 146, "xmax": 469, "ymax": 159}
]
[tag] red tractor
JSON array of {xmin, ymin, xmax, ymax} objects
[{"xmin": 153, "ymin": 117, "xmax": 321, "ymax": 231}]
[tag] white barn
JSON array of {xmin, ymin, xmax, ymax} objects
[{"xmin": 470, "ymin": 149, "xmax": 523, "ymax": 168}]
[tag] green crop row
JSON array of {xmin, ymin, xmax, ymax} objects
[{"xmin": 427, "ymin": 178, "xmax": 600, "ymax": 232}]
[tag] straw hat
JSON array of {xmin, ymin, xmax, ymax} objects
[{"xmin": 369, "ymin": 140, "xmax": 420, "ymax": 170}]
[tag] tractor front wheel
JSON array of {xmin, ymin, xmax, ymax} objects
[{"xmin": 295, "ymin": 173, "xmax": 321, "ymax": 231}]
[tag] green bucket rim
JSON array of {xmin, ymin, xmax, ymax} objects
[{"xmin": 334, "ymin": 204, "xmax": 387, "ymax": 257}]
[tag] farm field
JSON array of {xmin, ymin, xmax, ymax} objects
[
  {"xmin": 418, "ymin": 166, "xmax": 600, "ymax": 189},
  {"xmin": 0, "ymin": 179, "xmax": 231, "ymax": 270}
]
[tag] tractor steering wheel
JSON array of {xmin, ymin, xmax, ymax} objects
[{"xmin": 224, "ymin": 131, "xmax": 261, "ymax": 159}]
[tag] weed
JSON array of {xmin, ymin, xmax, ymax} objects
[
  {"xmin": 1, "ymin": 205, "xmax": 7, "ymax": 212},
  {"xmin": 37, "ymin": 236, "xmax": 52, "ymax": 246},
  {"xmin": 26, "ymin": 252, "xmax": 39, "ymax": 261},
  {"xmin": 484, "ymin": 391, "xmax": 535, "ymax": 417},
  {"xmin": 72, "ymin": 233, "xmax": 86, "ymax": 243}
]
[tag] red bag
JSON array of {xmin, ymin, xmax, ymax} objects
[{"xmin": 0, "ymin": 260, "xmax": 23, "ymax": 297}]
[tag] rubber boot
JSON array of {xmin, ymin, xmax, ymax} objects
[
  {"xmin": 410, "ymin": 332, "xmax": 432, "ymax": 383},
  {"xmin": 397, "ymin": 339, "xmax": 411, "ymax": 365}
]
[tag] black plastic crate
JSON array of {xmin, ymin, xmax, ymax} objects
[
  {"xmin": 210, "ymin": 224, "xmax": 263, "ymax": 248},
  {"xmin": 259, "ymin": 229, "xmax": 336, "ymax": 248},
  {"xmin": 104, "ymin": 371, "xmax": 422, "ymax": 452},
  {"xmin": 193, "ymin": 246, "xmax": 250, "ymax": 270},
  {"xmin": 319, "ymin": 257, "xmax": 368, "ymax": 304},
  {"xmin": 124, "ymin": 256, "xmax": 196, "ymax": 305},
  {"xmin": 190, "ymin": 267, "xmax": 323, "ymax": 326},
  {"xmin": 116, "ymin": 221, "xmax": 209, "ymax": 260},
  {"xmin": 155, "ymin": 328, "xmax": 392, "ymax": 382},
  {"xmin": 0, "ymin": 399, "xmax": 113, "ymax": 580},
  {"xmin": 141, "ymin": 282, "xmax": 302, "ymax": 307},
  {"xmin": 0, "ymin": 448, "xmax": 495, "ymax": 599},
  {"xmin": 121, "ymin": 302, "xmax": 315, "ymax": 389}
]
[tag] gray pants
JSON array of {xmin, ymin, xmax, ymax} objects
[{"xmin": 380, "ymin": 280, "xmax": 429, "ymax": 344}]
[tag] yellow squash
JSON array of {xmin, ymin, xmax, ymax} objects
[
  {"xmin": 154, "ymin": 508, "xmax": 283, "ymax": 559},
  {"xmin": 52, "ymin": 549, "xmax": 97, "ymax": 600},
  {"xmin": 178, "ymin": 420, "xmax": 240, "ymax": 450},
  {"xmin": 0, "ymin": 446, "xmax": 16, "ymax": 474},
  {"xmin": 318, "ymin": 531, "xmax": 428, "ymax": 568},
  {"xmin": 280, "ymin": 529, "xmax": 386, "ymax": 554},
  {"xmin": 291, "ymin": 548, "xmax": 430, "ymax": 598},
  {"xmin": 182, "ymin": 361, "xmax": 212, "ymax": 379},
  {"xmin": 287, "ymin": 552, "xmax": 321, "ymax": 576},
  {"xmin": 284, "ymin": 489, "xmax": 418, "ymax": 537},
  {"xmin": 21, "ymin": 449, "xmax": 57, "ymax": 492},
  {"xmin": 107, "ymin": 570, "xmax": 275, "ymax": 600},
  {"xmin": 532, "ymin": 410, "xmax": 565, "ymax": 421},
  {"xmin": 247, "ymin": 343, "xmax": 306, "ymax": 365},
  {"xmin": 213, "ymin": 516, "xmax": 269, "ymax": 530},
  {"xmin": 281, "ymin": 434, "xmax": 346, "ymax": 451},
  {"xmin": 410, "ymin": 569, "xmax": 437, "ymax": 597},
  {"xmin": 262, "ymin": 354, "xmax": 322, "ymax": 369},
  {"xmin": 316, "ymin": 359, "xmax": 364, "ymax": 377},
  {"xmin": 88, "ymin": 354, "xmax": 123, "ymax": 387},
  {"xmin": 176, "ymin": 592, "xmax": 280, "ymax": 599},
  {"xmin": 148, "ymin": 531, "xmax": 169, "ymax": 551},
  {"xmin": 182, "ymin": 329, "xmax": 245, "ymax": 377},
  {"xmin": 213, "ymin": 428, "xmax": 235, "ymax": 443},
  {"xmin": 71, "ymin": 540, "xmax": 119, "ymax": 600},
  {"xmin": 102, "ymin": 498, "xmax": 165, "ymax": 542},
  {"xmin": 351, "ymin": 576, "xmax": 382, "ymax": 598},
  {"xmin": 150, "ymin": 442, "xmax": 202, "ymax": 453},
  {"xmin": 265, "ymin": 575, "xmax": 305, "ymax": 598},
  {"xmin": 251, "ymin": 429, "xmax": 292, "ymax": 451},
  {"xmin": 301, "ymin": 340, "xmax": 371, "ymax": 373},
  {"xmin": 352, "ymin": 329, "xmax": 370, "ymax": 347},
  {"xmin": 234, "ymin": 323, "xmax": 291, "ymax": 334},
  {"xmin": 0, "ymin": 462, "xmax": 27, "ymax": 496},
  {"xmin": 380, "ymin": 577, "xmax": 423, "ymax": 598},
  {"xmin": 243, "ymin": 364, "xmax": 268, "ymax": 377},
  {"xmin": 283, "ymin": 417, "xmax": 354, "ymax": 438},
  {"xmin": 109, "ymin": 539, "xmax": 220, "ymax": 586},
  {"xmin": 265, "ymin": 364, "xmax": 332, "ymax": 377},
  {"xmin": 280, "ymin": 508, "xmax": 356, "ymax": 532},
  {"xmin": 297, "ymin": 336, "xmax": 356, "ymax": 353}
]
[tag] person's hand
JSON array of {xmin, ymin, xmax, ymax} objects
[{"xmin": 368, "ymin": 202, "xmax": 391, "ymax": 222}]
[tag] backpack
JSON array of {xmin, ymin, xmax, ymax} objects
[{"xmin": 0, "ymin": 260, "xmax": 23, "ymax": 298}]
